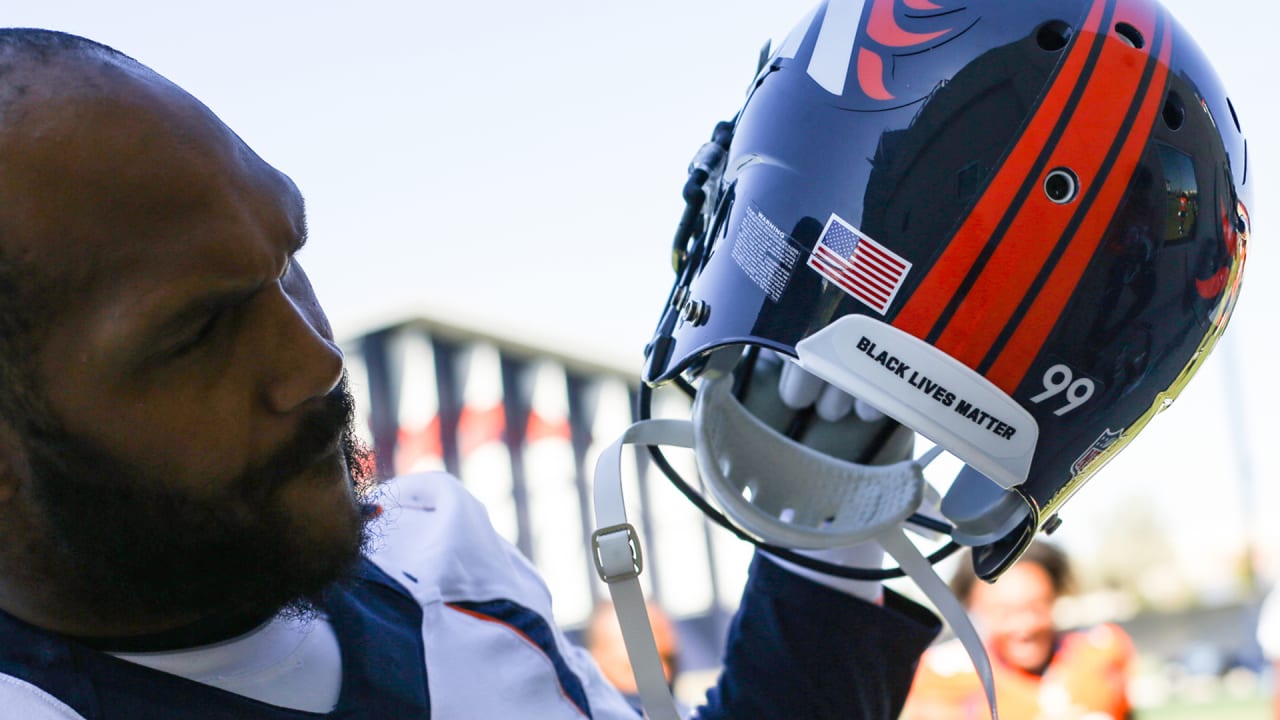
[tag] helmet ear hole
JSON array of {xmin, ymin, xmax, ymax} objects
[
  {"xmin": 1115, "ymin": 22, "xmax": 1145, "ymax": 49},
  {"xmin": 1043, "ymin": 168, "xmax": 1080, "ymax": 204},
  {"xmin": 1035, "ymin": 20, "xmax": 1073, "ymax": 52}
]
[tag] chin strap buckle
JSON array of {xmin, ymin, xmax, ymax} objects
[{"xmin": 591, "ymin": 523, "xmax": 643, "ymax": 583}]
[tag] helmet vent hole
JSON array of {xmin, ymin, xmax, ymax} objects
[
  {"xmin": 1043, "ymin": 168, "xmax": 1080, "ymax": 204},
  {"xmin": 1115, "ymin": 22, "xmax": 1145, "ymax": 49},
  {"xmin": 1227, "ymin": 97, "xmax": 1241, "ymax": 133},
  {"xmin": 1163, "ymin": 91, "xmax": 1185, "ymax": 131},
  {"xmin": 1036, "ymin": 20, "xmax": 1073, "ymax": 51}
]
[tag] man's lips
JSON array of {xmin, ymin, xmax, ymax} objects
[
  {"xmin": 241, "ymin": 433, "xmax": 347, "ymax": 503},
  {"xmin": 289, "ymin": 441, "xmax": 349, "ymax": 487}
]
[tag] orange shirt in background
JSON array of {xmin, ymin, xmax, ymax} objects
[{"xmin": 901, "ymin": 623, "xmax": 1136, "ymax": 720}]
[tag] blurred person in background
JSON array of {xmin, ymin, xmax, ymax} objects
[{"xmin": 902, "ymin": 542, "xmax": 1136, "ymax": 719}]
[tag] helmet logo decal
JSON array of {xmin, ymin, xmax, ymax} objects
[
  {"xmin": 808, "ymin": 0, "xmax": 870, "ymax": 95},
  {"xmin": 807, "ymin": 213, "xmax": 911, "ymax": 315},
  {"xmin": 865, "ymin": 0, "xmax": 950, "ymax": 48},
  {"xmin": 1070, "ymin": 428, "xmax": 1122, "ymax": 476},
  {"xmin": 806, "ymin": 0, "xmax": 973, "ymax": 101}
]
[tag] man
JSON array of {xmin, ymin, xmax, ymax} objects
[
  {"xmin": 0, "ymin": 29, "xmax": 940, "ymax": 719},
  {"xmin": 902, "ymin": 543, "xmax": 1135, "ymax": 719}
]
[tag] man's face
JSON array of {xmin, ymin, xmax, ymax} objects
[
  {"xmin": 967, "ymin": 561, "xmax": 1059, "ymax": 674},
  {"xmin": 23, "ymin": 376, "xmax": 374, "ymax": 623},
  {"xmin": 0, "ymin": 60, "xmax": 375, "ymax": 628}
]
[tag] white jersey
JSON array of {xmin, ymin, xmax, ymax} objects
[{"xmin": 369, "ymin": 472, "xmax": 638, "ymax": 718}]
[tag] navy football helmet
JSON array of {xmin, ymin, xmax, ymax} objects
[{"xmin": 643, "ymin": 0, "xmax": 1250, "ymax": 579}]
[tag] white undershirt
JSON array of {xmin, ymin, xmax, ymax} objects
[{"xmin": 111, "ymin": 613, "xmax": 343, "ymax": 713}]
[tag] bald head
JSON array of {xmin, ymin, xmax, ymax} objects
[
  {"xmin": 0, "ymin": 29, "xmax": 123, "ymax": 151},
  {"xmin": 0, "ymin": 30, "xmax": 364, "ymax": 636},
  {"xmin": 0, "ymin": 30, "xmax": 141, "ymax": 424},
  {"xmin": 0, "ymin": 29, "xmax": 287, "ymax": 428},
  {"xmin": 0, "ymin": 27, "xmax": 126, "ymax": 60}
]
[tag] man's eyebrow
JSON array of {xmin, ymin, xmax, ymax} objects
[
  {"xmin": 141, "ymin": 284, "xmax": 255, "ymax": 343},
  {"xmin": 291, "ymin": 223, "xmax": 309, "ymax": 255},
  {"xmin": 289, "ymin": 192, "xmax": 309, "ymax": 255}
]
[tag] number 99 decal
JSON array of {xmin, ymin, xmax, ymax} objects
[{"xmin": 1030, "ymin": 364, "xmax": 1096, "ymax": 416}]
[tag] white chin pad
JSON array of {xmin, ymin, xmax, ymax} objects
[{"xmin": 691, "ymin": 374, "xmax": 924, "ymax": 549}]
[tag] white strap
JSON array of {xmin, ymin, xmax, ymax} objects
[
  {"xmin": 878, "ymin": 527, "xmax": 999, "ymax": 720},
  {"xmin": 591, "ymin": 419, "xmax": 691, "ymax": 720},
  {"xmin": 591, "ymin": 418, "xmax": 1001, "ymax": 720}
]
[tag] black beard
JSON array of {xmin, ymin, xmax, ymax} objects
[{"xmin": 22, "ymin": 375, "xmax": 380, "ymax": 629}]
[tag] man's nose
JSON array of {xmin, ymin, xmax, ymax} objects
[{"xmin": 259, "ymin": 285, "xmax": 344, "ymax": 414}]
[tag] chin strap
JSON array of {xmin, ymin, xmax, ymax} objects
[
  {"xmin": 591, "ymin": 419, "xmax": 691, "ymax": 720},
  {"xmin": 591, "ymin": 418, "xmax": 1000, "ymax": 720},
  {"xmin": 876, "ymin": 527, "xmax": 998, "ymax": 720}
]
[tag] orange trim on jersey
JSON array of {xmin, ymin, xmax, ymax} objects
[
  {"xmin": 986, "ymin": 3, "xmax": 1172, "ymax": 390},
  {"xmin": 892, "ymin": 0, "xmax": 1109, "ymax": 340},
  {"xmin": 447, "ymin": 603, "xmax": 591, "ymax": 718}
]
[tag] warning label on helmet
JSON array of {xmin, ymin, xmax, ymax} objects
[{"xmin": 731, "ymin": 205, "xmax": 800, "ymax": 303}]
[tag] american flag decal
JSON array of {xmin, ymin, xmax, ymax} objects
[{"xmin": 807, "ymin": 214, "xmax": 911, "ymax": 314}]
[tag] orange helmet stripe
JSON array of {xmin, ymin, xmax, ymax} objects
[
  {"xmin": 986, "ymin": 1, "xmax": 1172, "ymax": 390},
  {"xmin": 892, "ymin": 0, "xmax": 1109, "ymax": 341},
  {"xmin": 893, "ymin": 0, "xmax": 1176, "ymax": 395}
]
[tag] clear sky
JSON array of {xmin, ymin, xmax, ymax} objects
[{"xmin": 10, "ymin": 1, "xmax": 1279, "ymax": 597}]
